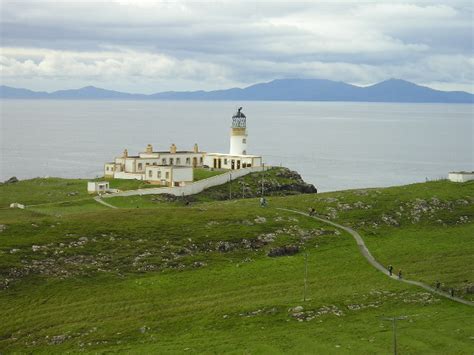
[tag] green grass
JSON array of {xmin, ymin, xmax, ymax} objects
[
  {"xmin": 0, "ymin": 175, "xmax": 473, "ymax": 353},
  {"xmin": 0, "ymin": 177, "xmax": 160, "ymax": 209},
  {"xmin": 0, "ymin": 178, "xmax": 90, "ymax": 207},
  {"xmin": 102, "ymin": 177, "xmax": 158, "ymax": 191},
  {"xmin": 193, "ymin": 167, "xmax": 227, "ymax": 181}
]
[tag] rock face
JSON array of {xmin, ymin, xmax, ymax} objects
[
  {"xmin": 267, "ymin": 245, "xmax": 299, "ymax": 257},
  {"xmin": 4, "ymin": 176, "xmax": 19, "ymax": 184},
  {"xmin": 274, "ymin": 169, "xmax": 318, "ymax": 194}
]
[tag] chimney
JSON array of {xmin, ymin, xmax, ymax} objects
[
  {"xmin": 170, "ymin": 143, "xmax": 177, "ymax": 154},
  {"xmin": 123, "ymin": 149, "xmax": 128, "ymax": 158},
  {"xmin": 146, "ymin": 144, "xmax": 153, "ymax": 154},
  {"xmin": 193, "ymin": 143, "xmax": 199, "ymax": 153}
]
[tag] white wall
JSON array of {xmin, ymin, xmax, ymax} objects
[
  {"xmin": 103, "ymin": 166, "xmax": 269, "ymax": 198},
  {"xmin": 114, "ymin": 172, "xmax": 144, "ymax": 180},
  {"xmin": 204, "ymin": 155, "xmax": 260, "ymax": 169},
  {"xmin": 448, "ymin": 172, "xmax": 474, "ymax": 182},
  {"xmin": 230, "ymin": 134, "xmax": 247, "ymax": 155},
  {"xmin": 87, "ymin": 182, "xmax": 97, "ymax": 193},
  {"xmin": 173, "ymin": 167, "xmax": 193, "ymax": 183},
  {"xmin": 124, "ymin": 159, "xmax": 136, "ymax": 173}
]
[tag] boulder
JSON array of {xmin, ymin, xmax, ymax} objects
[
  {"xmin": 4, "ymin": 176, "xmax": 19, "ymax": 184},
  {"xmin": 268, "ymin": 245, "xmax": 299, "ymax": 257}
]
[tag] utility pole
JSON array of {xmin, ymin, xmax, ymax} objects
[
  {"xmin": 381, "ymin": 316, "xmax": 406, "ymax": 355},
  {"xmin": 303, "ymin": 251, "xmax": 308, "ymax": 302}
]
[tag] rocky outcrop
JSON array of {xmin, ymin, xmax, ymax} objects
[
  {"xmin": 190, "ymin": 167, "xmax": 317, "ymax": 202},
  {"xmin": 3, "ymin": 176, "xmax": 19, "ymax": 184},
  {"xmin": 267, "ymin": 245, "xmax": 299, "ymax": 257}
]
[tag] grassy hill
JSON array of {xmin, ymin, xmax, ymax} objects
[{"xmin": 0, "ymin": 170, "xmax": 472, "ymax": 353}]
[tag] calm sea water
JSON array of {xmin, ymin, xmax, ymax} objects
[{"xmin": 1, "ymin": 100, "xmax": 472, "ymax": 192}]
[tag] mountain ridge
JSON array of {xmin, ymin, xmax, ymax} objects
[{"xmin": 1, "ymin": 78, "xmax": 472, "ymax": 103}]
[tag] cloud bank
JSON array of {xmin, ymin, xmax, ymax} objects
[{"xmin": 1, "ymin": 0, "xmax": 473, "ymax": 93}]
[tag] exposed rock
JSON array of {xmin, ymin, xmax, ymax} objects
[
  {"xmin": 0, "ymin": 224, "xmax": 6, "ymax": 233},
  {"xmin": 289, "ymin": 306, "xmax": 304, "ymax": 313},
  {"xmin": 4, "ymin": 176, "xmax": 19, "ymax": 184},
  {"xmin": 9, "ymin": 203, "xmax": 25, "ymax": 209},
  {"xmin": 254, "ymin": 216, "xmax": 267, "ymax": 224},
  {"xmin": 289, "ymin": 305, "xmax": 344, "ymax": 321},
  {"xmin": 216, "ymin": 241, "xmax": 235, "ymax": 252},
  {"xmin": 268, "ymin": 245, "xmax": 299, "ymax": 257},
  {"xmin": 49, "ymin": 334, "xmax": 67, "ymax": 345}
]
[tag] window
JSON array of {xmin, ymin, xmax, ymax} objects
[
  {"xmin": 138, "ymin": 163, "xmax": 143, "ymax": 170},
  {"xmin": 162, "ymin": 158, "xmax": 167, "ymax": 165},
  {"xmin": 242, "ymin": 138, "xmax": 246, "ymax": 143},
  {"xmin": 186, "ymin": 157, "xmax": 191, "ymax": 165},
  {"xmin": 224, "ymin": 159, "xmax": 228, "ymax": 165},
  {"xmin": 170, "ymin": 158, "xmax": 174, "ymax": 165},
  {"xmin": 165, "ymin": 172, "xmax": 170, "ymax": 179},
  {"xmin": 153, "ymin": 162, "xmax": 157, "ymax": 165},
  {"xmin": 176, "ymin": 158, "xmax": 181, "ymax": 165},
  {"xmin": 106, "ymin": 167, "xmax": 109, "ymax": 171},
  {"xmin": 200, "ymin": 157, "xmax": 203, "ymax": 163},
  {"xmin": 146, "ymin": 163, "xmax": 150, "ymax": 166},
  {"xmin": 148, "ymin": 170, "xmax": 152, "ymax": 178},
  {"xmin": 157, "ymin": 171, "xmax": 161, "ymax": 178}
]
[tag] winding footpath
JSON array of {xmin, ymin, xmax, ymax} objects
[
  {"xmin": 277, "ymin": 208, "xmax": 474, "ymax": 307},
  {"xmin": 93, "ymin": 196, "xmax": 118, "ymax": 209}
]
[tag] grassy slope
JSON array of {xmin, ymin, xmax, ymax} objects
[
  {"xmin": 193, "ymin": 168, "xmax": 226, "ymax": 181},
  {"xmin": 0, "ymin": 176, "xmax": 473, "ymax": 353},
  {"xmin": 270, "ymin": 180, "xmax": 474, "ymax": 300},
  {"xmin": 0, "ymin": 178, "xmax": 156, "ymax": 209},
  {"xmin": 0, "ymin": 169, "xmax": 226, "ymax": 209}
]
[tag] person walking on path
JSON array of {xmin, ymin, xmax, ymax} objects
[
  {"xmin": 450, "ymin": 288, "xmax": 455, "ymax": 297},
  {"xmin": 388, "ymin": 265, "xmax": 393, "ymax": 276},
  {"xmin": 436, "ymin": 281, "xmax": 441, "ymax": 289},
  {"xmin": 398, "ymin": 269, "xmax": 402, "ymax": 279},
  {"xmin": 308, "ymin": 207, "xmax": 316, "ymax": 216}
]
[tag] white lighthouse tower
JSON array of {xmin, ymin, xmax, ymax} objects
[{"xmin": 230, "ymin": 107, "xmax": 248, "ymax": 155}]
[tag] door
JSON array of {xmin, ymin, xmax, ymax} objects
[
  {"xmin": 231, "ymin": 160, "xmax": 235, "ymax": 169},
  {"xmin": 236, "ymin": 160, "xmax": 241, "ymax": 169},
  {"xmin": 193, "ymin": 157, "xmax": 197, "ymax": 168}
]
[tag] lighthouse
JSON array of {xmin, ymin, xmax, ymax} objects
[{"xmin": 230, "ymin": 107, "xmax": 248, "ymax": 155}]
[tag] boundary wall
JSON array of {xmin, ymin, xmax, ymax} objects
[{"xmin": 102, "ymin": 166, "xmax": 269, "ymax": 198}]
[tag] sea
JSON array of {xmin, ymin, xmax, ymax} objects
[{"xmin": 1, "ymin": 100, "xmax": 472, "ymax": 192}]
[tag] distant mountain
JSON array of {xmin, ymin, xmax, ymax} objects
[{"xmin": 1, "ymin": 79, "xmax": 473, "ymax": 103}]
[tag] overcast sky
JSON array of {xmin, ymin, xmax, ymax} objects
[{"xmin": 1, "ymin": 0, "xmax": 473, "ymax": 93}]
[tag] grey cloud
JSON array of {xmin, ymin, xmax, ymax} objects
[{"xmin": 0, "ymin": 0, "xmax": 472, "ymax": 92}]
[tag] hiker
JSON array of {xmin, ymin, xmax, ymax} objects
[
  {"xmin": 308, "ymin": 207, "xmax": 315, "ymax": 216},
  {"xmin": 388, "ymin": 265, "xmax": 393, "ymax": 276},
  {"xmin": 260, "ymin": 197, "xmax": 267, "ymax": 207},
  {"xmin": 398, "ymin": 269, "xmax": 402, "ymax": 279},
  {"xmin": 436, "ymin": 281, "xmax": 441, "ymax": 289},
  {"xmin": 450, "ymin": 288, "xmax": 455, "ymax": 297}
]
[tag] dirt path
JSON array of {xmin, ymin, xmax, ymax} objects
[
  {"xmin": 93, "ymin": 196, "xmax": 118, "ymax": 209},
  {"xmin": 277, "ymin": 208, "xmax": 473, "ymax": 307}
]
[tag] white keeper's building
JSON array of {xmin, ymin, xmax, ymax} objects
[{"xmin": 104, "ymin": 107, "xmax": 262, "ymax": 186}]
